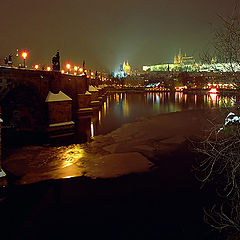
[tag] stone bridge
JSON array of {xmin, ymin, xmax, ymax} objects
[{"xmin": 0, "ymin": 67, "xmax": 89, "ymax": 146}]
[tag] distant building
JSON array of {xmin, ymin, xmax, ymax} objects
[
  {"xmin": 123, "ymin": 61, "xmax": 131, "ymax": 75},
  {"xmin": 143, "ymin": 49, "xmax": 240, "ymax": 73},
  {"xmin": 174, "ymin": 49, "xmax": 195, "ymax": 65},
  {"xmin": 143, "ymin": 50, "xmax": 197, "ymax": 72},
  {"xmin": 113, "ymin": 60, "xmax": 132, "ymax": 78}
]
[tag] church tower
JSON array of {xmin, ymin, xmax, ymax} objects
[
  {"xmin": 174, "ymin": 55, "xmax": 178, "ymax": 64},
  {"xmin": 123, "ymin": 60, "xmax": 131, "ymax": 75},
  {"xmin": 178, "ymin": 49, "xmax": 182, "ymax": 63}
]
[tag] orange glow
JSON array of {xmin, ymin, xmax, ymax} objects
[
  {"xmin": 61, "ymin": 70, "xmax": 65, "ymax": 74},
  {"xmin": 209, "ymin": 88, "xmax": 218, "ymax": 94},
  {"xmin": 91, "ymin": 122, "xmax": 94, "ymax": 138},
  {"xmin": 74, "ymin": 72, "xmax": 77, "ymax": 75},
  {"xmin": 66, "ymin": 63, "xmax": 71, "ymax": 70},
  {"xmin": 21, "ymin": 51, "xmax": 28, "ymax": 59},
  {"xmin": 47, "ymin": 67, "xmax": 51, "ymax": 71},
  {"xmin": 91, "ymin": 72, "xmax": 94, "ymax": 76},
  {"xmin": 210, "ymin": 93, "xmax": 217, "ymax": 102},
  {"xmin": 79, "ymin": 68, "xmax": 83, "ymax": 72},
  {"xmin": 74, "ymin": 66, "xmax": 78, "ymax": 71},
  {"xmin": 34, "ymin": 64, "xmax": 39, "ymax": 70}
]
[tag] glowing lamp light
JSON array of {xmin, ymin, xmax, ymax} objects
[
  {"xmin": 61, "ymin": 70, "xmax": 65, "ymax": 74},
  {"xmin": 34, "ymin": 64, "xmax": 39, "ymax": 70},
  {"xmin": 66, "ymin": 64, "xmax": 71, "ymax": 70},
  {"xmin": 21, "ymin": 51, "xmax": 28, "ymax": 68},
  {"xmin": 79, "ymin": 68, "xmax": 83, "ymax": 72},
  {"xmin": 74, "ymin": 72, "xmax": 77, "ymax": 75},
  {"xmin": 74, "ymin": 66, "xmax": 78, "ymax": 71},
  {"xmin": 47, "ymin": 67, "xmax": 51, "ymax": 71},
  {"xmin": 91, "ymin": 72, "xmax": 94, "ymax": 76},
  {"xmin": 21, "ymin": 51, "xmax": 28, "ymax": 60},
  {"xmin": 209, "ymin": 88, "xmax": 218, "ymax": 94}
]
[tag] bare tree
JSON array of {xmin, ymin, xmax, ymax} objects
[
  {"xmin": 194, "ymin": 2, "xmax": 240, "ymax": 238},
  {"xmin": 201, "ymin": 2, "xmax": 240, "ymax": 88},
  {"xmin": 194, "ymin": 111, "xmax": 240, "ymax": 238}
]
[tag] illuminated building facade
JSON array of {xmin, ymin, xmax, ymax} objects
[
  {"xmin": 174, "ymin": 49, "xmax": 195, "ymax": 65},
  {"xmin": 143, "ymin": 50, "xmax": 240, "ymax": 73},
  {"xmin": 143, "ymin": 50, "xmax": 198, "ymax": 72},
  {"xmin": 123, "ymin": 61, "xmax": 131, "ymax": 75},
  {"xmin": 113, "ymin": 60, "xmax": 132, "ymax": 78}
]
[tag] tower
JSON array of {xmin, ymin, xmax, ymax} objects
[
  {"xmin": 123, "ymin": 60, "xmax": 131, "ymax": 75},
  {"xmin": 178, "ymin": 49, "xmax": 182, "ymax": 63},
  {"xmin": 174, "ymin": 55, "xmax": 178, "ymax": 64}
]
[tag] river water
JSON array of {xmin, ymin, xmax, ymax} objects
[
  {"xmin": 2, "ymin": 91, "xmax": 234, "ymax": 240},
  {"xmin": 2, "ymin": 91, "xmax": 236, "ymax": 184},
  {"xmin": 92, "ymin": 91, "xmax": 236, "ymax": 137}
]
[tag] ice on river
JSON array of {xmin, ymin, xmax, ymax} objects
[{"xmin": 3, "ymin": 109, "xmax": 216, "ymax": 184}]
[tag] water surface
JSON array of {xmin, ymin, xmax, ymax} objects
[{"xmin": 92, "ymin": 91, "xmax": 235, "ymax": 136}]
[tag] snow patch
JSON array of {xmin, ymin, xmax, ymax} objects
[
  {"xmin": 45, "ymin": 91, "xmax": 72, "ymax": 102},
  {"xmin": 89, "ymin": 85, "xmax": 99, "ymax": 92}
]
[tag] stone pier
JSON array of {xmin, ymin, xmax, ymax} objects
[
  {"xmin": 77, "ymin": 92, "xmax": 93, "ymax": 140},
  {"xmin": 45, "ymin": 91, "xmax": 75, "ymax": 139}
]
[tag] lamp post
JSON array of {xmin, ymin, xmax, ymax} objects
[
  {"xmin": 66, "ymin": 64, "xmax": 71, "ymax": 74},
  {"xmin": 21, "ymin": 51, "xmax": 28, "ymax": 68}
]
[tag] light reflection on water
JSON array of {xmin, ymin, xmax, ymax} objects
[
  {"xmin": 4, "ymin": 91, "xmax": 238, "ymax": 183},
  {"xmin": 92, "ymin": 92, "xmax": 237, "ymax": 136}
]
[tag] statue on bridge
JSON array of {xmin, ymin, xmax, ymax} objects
[
  {"xmin": 4, "ymin": 54, "xmax": 13, "ymax": 67},
  {"xmin": 52, "ymin": 51, "xmax": 60, "ymax": 71}
]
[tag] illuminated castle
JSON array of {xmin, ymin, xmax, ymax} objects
[
  {"xmin": 123, "ymin": 60, "xmax": 131, "ymax": 75},
  {"xmin": 174, "ymin": 49, "xmax": 195, "ymax": 65}
]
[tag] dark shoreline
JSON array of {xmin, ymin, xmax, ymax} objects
[
  {"xmin": 0, "ymin": 109, "xmax": 228, "ymax": 239},
  {"xmin": 0, "ymin": 141, "xmax": 221, "ymax": 240}
]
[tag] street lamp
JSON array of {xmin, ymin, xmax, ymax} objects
[
  {"xmin": 21, "ymin": 51, "xmax": 28, "ymax": 68},
  {"xmin": 66, "ymin": 63, "xmax": 71, "ymax": 74}
]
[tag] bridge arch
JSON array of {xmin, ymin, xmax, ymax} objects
[{"xmin": 1, "ymin": 84, "xmax": 47, "ymax": 146}]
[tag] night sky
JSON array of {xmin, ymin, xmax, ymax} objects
[{"xmin": 1, "ymin": 0, "xmax": 236, "ymax": 72}]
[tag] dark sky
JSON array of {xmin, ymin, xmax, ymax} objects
[{"xmin": 1, "ymin": 0, "xmax": 236, "ymax": 72}]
